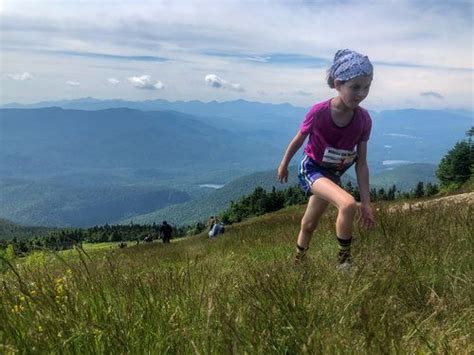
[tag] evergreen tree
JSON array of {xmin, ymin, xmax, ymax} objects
[
  {"xmin": 377, "ymin": 187, "xmax": 387, "ymax": 200},
  {"xmin": 437, "ymin": 132, "xmax": 473, "ymax": 188},
  {"xmin": 425, "ymin": 182, "xmax": 439, "ymax": 196},
  {"xmin": 387, "ymin": 185, "xmax": 397, "ymax": 201},
  {"xmin": 413, "ymin": 181, "xmax": 425, "ymax": 198}
]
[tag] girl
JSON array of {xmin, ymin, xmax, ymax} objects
[{"xmin": 277, "ymin": 49, "xmax": 375, "ymax": 269}]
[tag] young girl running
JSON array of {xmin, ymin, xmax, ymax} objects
[{"xmin": 277, "ymin": 49, "xmax": 375, "ymax": 268}]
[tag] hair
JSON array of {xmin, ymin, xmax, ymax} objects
[{"xmin": 326, "ymin": 71, "xmax": 346, "ymax": 89}]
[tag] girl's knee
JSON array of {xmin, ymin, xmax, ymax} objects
[
  {"xmin": 301, "ymin": 219, "xmax": 318, "ymax": 233},
  {"xmin": 339, "ymin": 196, "xmax": 357, "ymax": 214}
]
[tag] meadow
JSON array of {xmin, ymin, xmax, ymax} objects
[{"xmin": 0, "ymin": 196, "xmax": 473, "ymax": 353}]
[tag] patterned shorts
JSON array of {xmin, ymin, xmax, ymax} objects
[{"xmin": 297, "ymin": 154, "xmax": 341, "ymax": 195}]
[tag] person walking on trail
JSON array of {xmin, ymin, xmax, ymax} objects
[
  {"xmin": 159, "ymin": 221, "xmax": 173, "ymax": 244},
  {"xmin": 277, "ymin": 49, "xmax": 375, "ymax": 269}
]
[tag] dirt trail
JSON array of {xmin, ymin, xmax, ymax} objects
[{"xmin": 387, "ymin": 192, "xmax": 474, "ymax": 212}]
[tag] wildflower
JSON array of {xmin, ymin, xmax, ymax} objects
[
  {"xmin": 11, "ymin": 304, "xmax": 24, "ymax": 314},
  {"xmin": 38, "ymin": 325, "xmax": 43, "ymax": 332}
]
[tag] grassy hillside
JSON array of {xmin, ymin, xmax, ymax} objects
[{"xmin": 1, "ymin": 192, "xmax": 472, "ymax": 353}]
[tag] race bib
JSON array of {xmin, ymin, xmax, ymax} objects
[{"xmin": 321, "ymin": 147, "xmax": 357, "ymax": 170}]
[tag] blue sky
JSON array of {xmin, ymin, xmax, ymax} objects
[{"xmin": 0, "ymin": 0, "xmax": 472, "ymax": 110}]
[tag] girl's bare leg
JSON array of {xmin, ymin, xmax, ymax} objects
[
  {"xmin": 310, "ymin": 177, "xmax": 357, "ymax": 239},
  {"xmin": 297, "ymin": 195, "xmax": 329, "ymax": 248}
]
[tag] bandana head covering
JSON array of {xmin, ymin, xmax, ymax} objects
[{"xmin": 329, "ymin": 49, "xmax": 373, "ymax": 82}]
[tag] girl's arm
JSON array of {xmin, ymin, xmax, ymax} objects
[
  {"xmin": 355, "ymin": 141, "xmax": 374, "ymax": 228},
  {"xmin": 278, "ymin": 131, "xmax": 307, "ymax": 183}
]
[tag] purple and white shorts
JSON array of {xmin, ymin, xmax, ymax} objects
[{"xmin": 297, "ymin": 154, "xmax": 341, "ymax": 195}]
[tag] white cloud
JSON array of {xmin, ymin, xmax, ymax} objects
[
  {"xmin": 6, "ymin": 72, "xmax": 33, "ymax": 81},
  {"xmin": 128, "ymin": 75, "xmax": 164, "ymax": 90},
  {"xmin": 107, "ymin": 78, "xmax": 120, "ymax": 85},
  {"xmin": 66, "ymin": 80, "xmax": 80, "ymax": 87},
  {"xmin": 205, "ymin": 74, "xmax": 244, "ymax": 92},
  {"xmin": 0, "ymin": 1, "xmax": 472, "ymax": 109}
]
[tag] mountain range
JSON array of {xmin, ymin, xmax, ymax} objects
[{"xmin": 0, "ymin": 98, "xmax": 471, "ymax": 228}]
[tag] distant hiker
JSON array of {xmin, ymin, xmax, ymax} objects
[
  {"xmin": 144, "ymin": 234, "xmax": 153, "ymax": 243},
  {"xmin": 160, "ymin": 221, "xmax": 173, "ymax": 243},
  {"xmin": 278, "ymin": 49, "xmax": 375, "ymax": 269},
  {"xmin": 208, "ymin": 216, "xmax": 225, "ymax": 238}
]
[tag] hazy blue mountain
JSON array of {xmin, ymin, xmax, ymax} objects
[
  {"xmin": 0, "ymin": 177, "xmax": 191, "ymax": 227},
  {"xmin": 369, "ymin": 109, "xmax": 471, "ymax": 171},
  {"xmin": 3, "ymin": 98, "xmax": 470, "ymax": 173},
  {"xmin": 0, "ymin": 100, "xmax": 471, "ymax": 228},
  {"xmin": 1, "ymin": 98, "xmax": 304, "ymax": 153},
  {"xmin": 1, "ymin": 97, "xmax": 305, "ymax": 120},
  {"xmin": 0, "ymin": 107, "xmax": 281, "ymax": 179},
  {"xmin": 369, "ymin": 163, "xmax": 438, "ymax": 191}
]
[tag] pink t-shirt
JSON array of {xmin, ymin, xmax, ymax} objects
[{"xmin": 300, "ymin": 98, "xmax": 372, "ymax": 173}]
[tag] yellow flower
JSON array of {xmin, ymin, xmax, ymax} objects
[{"xmin": 11, "ymin": 304, "xmax": 24, "ymax": 314}]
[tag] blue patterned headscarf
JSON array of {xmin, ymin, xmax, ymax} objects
[{"xmin": 329, "ymin": 49, "xmax": 373, "ymax": 82}]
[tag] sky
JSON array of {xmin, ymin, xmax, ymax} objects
[{"xmin": 0, "ymin": 0, "xmax": 473, "ymax": 111}]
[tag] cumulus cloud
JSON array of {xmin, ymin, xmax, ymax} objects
[
  {"xmin": 107, "ymin": 78, "xmax": 120, "ymax": 85},
  {"xmin": 66, "ymin": 80, "xmax": 80, "ymax": 86},
  {"xmin": 205, "ymin": 74, "xmax": 244, "ymax": 92},
  {"xmin": 128, "ymin": 75, "xmax": 164, "ymax": 90},
  {"xmin": 420, "ymin": 91, "xmax": 444, "ymax": 99},
  {"xmin": 6, "ymin": 72, "xmax": 34, "ymax": 81}
]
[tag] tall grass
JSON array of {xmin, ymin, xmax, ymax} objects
[{"xmin": 1, "ymin": 200, "xmax": 473, "ymax": 353}]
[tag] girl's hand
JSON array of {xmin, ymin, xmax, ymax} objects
[
  {"xmin": 277, "ymin": 165, "xmax": 289, "ymax": 183},
  {"xmin": 359, "ymin": 202, "xmax": 374, "ymax": 229}
]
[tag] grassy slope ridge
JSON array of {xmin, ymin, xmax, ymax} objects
[{"xmin": 1, "ymin": 191, "xmax": 472, "ymax": 353}]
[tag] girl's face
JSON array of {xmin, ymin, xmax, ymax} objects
[{"xmin": 335, "ymin": 75, "xmax": 372, "ymax": 109}]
